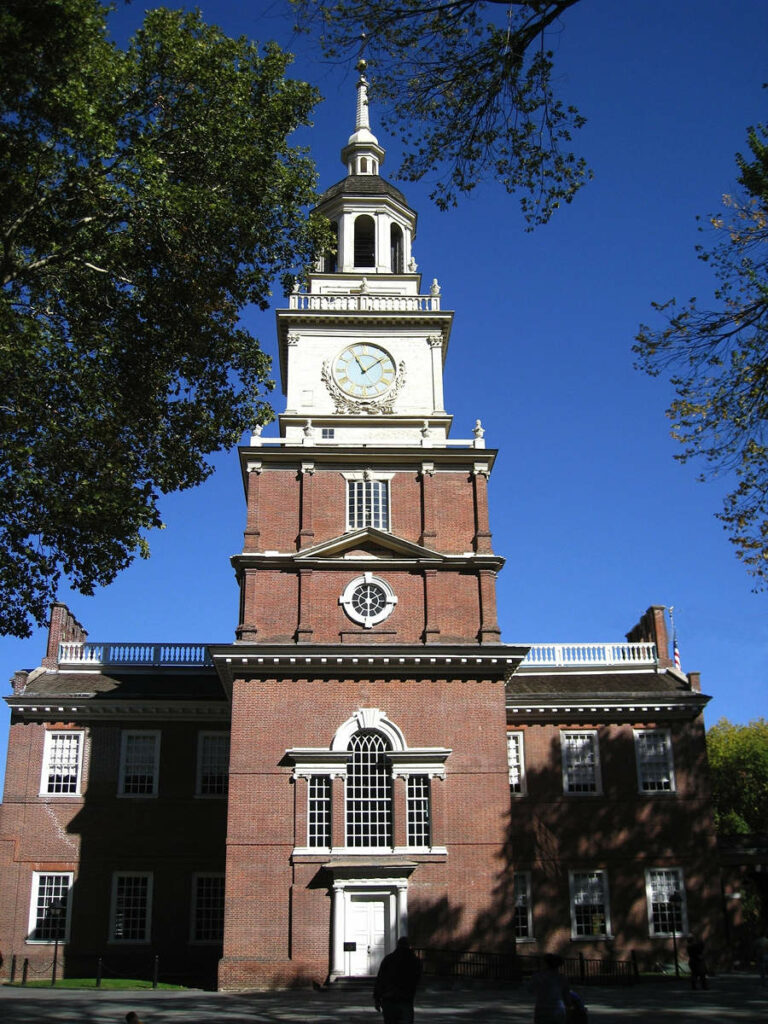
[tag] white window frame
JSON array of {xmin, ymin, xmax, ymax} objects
[
  {"xmin": 634, "ymin": 729, "xmax": 676, "ymax": 793},
  {"xmin": 406, "ymin": 774, "xmax": 431, "ymax": 848},
  {"xmin": 190, "ymin": 873, "xmax": 225, "ymax": 944},
  {"xmin": 343, "ymin": 472, "xmax": 393, "ymax": 531},
  {"xmin": 40, "ymin": 730, "xmax": 85, "ymax": 797},
  {"xmin": 646, "ymin": 867, "xmax": 688, "ymax": 937},
  {"xmin": 561, "ymin": 730, "xmax": 602, "ymax": 795},
  {"xmin": 507, "ymin": 731, "xmax": 526, "ymax": 794},
  {"xmin": 307, "ymin": 775, "xmax": 332, "ymax": 849},
  {"xmin": 27, "ymin": 871, "xmax": 74, "ymax": 943},
  {"xmin": 118, "ymin": 730, "xmax": 161, "ymax": 798},
  {"xmin": 569, "ymin": 869, "xmax": 611, "ymax": 939},
  {"xmin": 196, "ymin": 731, "xmax": 230, "ymax": 798},
  {"xmin": 339, "ymin": 572, "xmax": 398, "ymax": 628},
  {"xmin": 109, "ymin": 871, "xmax": 153, "ymax": 943},
  {"xmin": 513, "ymin": 871, "xmax": 533, "ymax": 941}
]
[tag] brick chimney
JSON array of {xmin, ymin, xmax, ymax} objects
[
  {"xmin": 625, "ymin": 605, "xmax": 671, "ymax": 667},
  {"xmin": 42, "ymin": 603, "xmax": 87, "ymax": 669}
]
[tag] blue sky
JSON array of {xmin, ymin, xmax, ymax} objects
[{"xmin": 2, "ymin": 0, "xmax": 767, "ymax": 792}]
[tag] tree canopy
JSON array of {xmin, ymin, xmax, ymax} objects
[
  {"xmin": 0, "ymin": 0, "xmax": 329, "ymax": 637},
  {"xmin": 634, "ymin": 122, "xmax": 768, "ymax": 587},
  {"xmin": 706, "ymin": 718, "xmax": 768, "ymax": 834},
  {"xmin": 291, "ymin": 0, "xmax": 590, "ymax": 225}
]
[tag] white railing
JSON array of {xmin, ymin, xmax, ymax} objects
[
  {"xmin": 58, "ymin": 640, "xmax": 656, "ymax": 670},
  {"xmin": 249, "ymin": 435, "xmax": 485, "ymax": 449},
  {"xmin": 288, "ymin": 292, "xmax": 441, "ymax": 312},
  {"xmin": 59, "ymin": 642, "xmax": 212, "ymax": 668},
  {"xmin": 521, "ymin": 642, "xmax": 657, "ymax": 668}
]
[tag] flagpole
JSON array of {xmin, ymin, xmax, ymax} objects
[{"xmin": 668, "ymin": 605, "xmax": 681, "ymax": 671}]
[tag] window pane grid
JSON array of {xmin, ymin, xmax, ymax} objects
[
  {"xmin": 637, "ymin": 731, "xmax": 674, "ymax": 792},
  {"xmin": 563, "ymin": 733, "xmax": 599, "ymax": 793},
  {"xmin": 113, "ymin": 875, "xmax": 149, "ymax": 941},
  {"xmin": 648, "ymin": 869, "xmax": 685, "ymax": 935},
  {"xmin": 308, "ymin": 775, "xmax": 332, "ymax": 847},
  {"xmin": 572, "ymin": 871, "xmax": 607, "ymax": 936},
  {"xmin": 122, "ymin": 734, "xmax": 157, "ymax": 795},
  {"xmin": 199, "ymin": 734, "xmax": 229, "ymax": 796},
  {"xmin": 407, "ymin": 775, "xmax": 431, "ymax": 847},
  {"xmin": 513, "ymin": 872, "xmax": 531, "ymax": 939},
  {"xmin": 346, "ymin": 733, "xmax": 392, "ymax": 847},
  {"xmin": 508, "ymin": 732, "xmax": 524, "ymax": 793},
  {"xmin": 348, "ymin": 480, "xmax": 389, "ymax": 530},
  {"xmin": 46, "ymin": 733, "xmax": 81, "ymax": 794},
  {"xmin": 32, "ymin": 874, "xmax": 70, "ymax": 940},
  {"xmin": 193, "ymin": 876, "xmax": 225, "ymax": 942}
]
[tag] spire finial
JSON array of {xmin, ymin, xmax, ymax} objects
[
  {"xmin": 341, "ymin": 41, "xmax": 384, "ymax": 174},
  {"xmin": 355, "ymin": 57, "xmax": 370, "ymax": 132}
]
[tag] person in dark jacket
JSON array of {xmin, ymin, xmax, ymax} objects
[{"xmin": 373, "ymin": 936, "xmax": 422, "ymax": 1024}]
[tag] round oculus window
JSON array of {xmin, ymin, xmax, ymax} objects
[
  {"xmin": 351, "ymin": 581, "xmax": 387, "ymax": 618},
  {"xmin": 339, "ymin": 573, "xmax": 397, "ymax": 628}
]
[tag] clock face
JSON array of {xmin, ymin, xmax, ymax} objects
[{"xmin": 333, "ymin": 343, "xmax": 396, "ymax": 399}]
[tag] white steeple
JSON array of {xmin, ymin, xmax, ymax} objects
[{"xmin": 341, "ymin": 60, "xmax": 385, "ymax": 177}]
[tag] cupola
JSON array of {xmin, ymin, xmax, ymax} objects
[{"xmin": 313, "ymin": 61, "xmax": 417, "ymax": 277}]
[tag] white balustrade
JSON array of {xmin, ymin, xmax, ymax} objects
[
  {"xmin": 288, "ymin": 292, "xmax": 441, "ymax": 312},
  {"xmin": 522, "ymin": 642, "xmax": 657, "ymax": 668},
  {"xmin": 58, "ymin": 642, "xmax": 212, "ymax": 667}
]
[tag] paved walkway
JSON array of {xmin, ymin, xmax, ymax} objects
[{"xmin": 1, "ymin": 973, "xmax": 767, "ymax": 1023}]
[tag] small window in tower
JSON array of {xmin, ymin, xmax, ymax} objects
[
  {"xmin": 324, "ymin": 221, "xmax": 338, "ymax": 273},
  {"xmin": 348, "ymin": 479, "xmax": 389, "ymax": 530},
  {"xmin": 321, "ymin": 427, "xmax": 335, "ymax": 440},
  {"xmin": 360, "ymin": 157, "xmax": 368, "ymax": 173},
  {"xmin": 390, "ymin": 224, "xmax": 404, "ymax": 274},
  {"xmin": 354, "ymin": 215, "xmax": 375, "ymax": 267}
]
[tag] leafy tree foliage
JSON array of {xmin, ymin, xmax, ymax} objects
[
  {"xmin": 0, "ymin": 0, "xmax": 329, "ymax": 637},
  {"xmin": 635, "ymin": 123, "xmax": 768, "ymax": 586},
  {"xmin": 292, "ymin": 0, "xmax": 590, "ymax": 224},
  {"xmin": 706, "ymin": 718, "xmax": 768, "ymax": 834}
]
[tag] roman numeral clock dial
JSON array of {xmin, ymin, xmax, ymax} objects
[{"xmin": 333, "ymin": 343, "xmax": 396, "ymax": 399}]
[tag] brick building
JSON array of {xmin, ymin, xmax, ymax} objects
[{"xmin": 0, "ymin": 67, "xmax": 724, "ymax": 989}]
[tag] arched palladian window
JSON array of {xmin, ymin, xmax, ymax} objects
[
  {"xmin": 324, "ymin": 221, "xmax": 339, "ymax": 273},
  {"xmin": 354, "ymin": 215, "xmax": 376, "ymax": 268},
  {"xmin": 390, "ymin": 224, "xmax": 404, "ymax": 274},
  {"xmin": 346, "ymin": 731, "xmax": 392, "ymax": 847},
  {"xmin": 287, "ymin": 708, "xmax": 450, "ymax": 854}
]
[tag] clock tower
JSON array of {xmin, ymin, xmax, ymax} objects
[{"xmin": 213, "ymin": 63, "xmax": 526, "ymax": 990}]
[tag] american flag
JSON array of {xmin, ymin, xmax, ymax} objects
[{"xmin": 673, "ymin": 634, "xmax": 681, "ymax": 671}]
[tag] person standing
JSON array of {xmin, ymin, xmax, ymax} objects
[
  {"xmin": 373, "ymin": 936, "xmax": 423, "ymax": 1024},
  {"xmin": 530, "ymin": 954, "xmax": 572, "ymax": 1024},
  {"xmin": 686, "ymin": 935, "xmax": 708, "ymax": 990}
]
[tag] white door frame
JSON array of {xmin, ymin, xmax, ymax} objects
[{"xmin": 330, "ymin": 877, "xmax": 409, "ymax": 978}]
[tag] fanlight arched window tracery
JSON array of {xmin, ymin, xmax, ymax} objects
[{"xmin": 346, "ymin": 731, "xmax": 392, "ymax": 847}]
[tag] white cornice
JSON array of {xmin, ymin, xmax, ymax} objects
[
  {"xmin": 506, "ymin": 694, "xmax": 710, "ymax": 722},
  {"xmin": 210, "ymin": 643, "xmax": 528, "ymax": 696},
  {"xmin": 5, "ymin": 698, "xmax": 229, "ymax": 721}
]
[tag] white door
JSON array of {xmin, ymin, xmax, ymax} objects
[{"xmin": 346, "ymin": 896, "xmax": 387, "ymax": 976}]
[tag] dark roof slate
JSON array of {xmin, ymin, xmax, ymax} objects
[
  {"xmin": 16, "ymin": 669, "xmax": 224, "ymax": 701},
  {"xmin": 509, "ymin": 670, "xmax": 697, "ymax": 696},
  {"xmin": 317, "ymin": 174, "xmax": 412, "ymax": 210}
]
